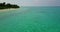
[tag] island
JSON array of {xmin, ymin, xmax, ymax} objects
[{"xmin": 0, "ymin": 2, "xmax": 20, "ymax": 9}]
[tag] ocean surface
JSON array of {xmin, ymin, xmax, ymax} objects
[{"xmin": 0, "ymin": 6, "xmax": 60, "ymax": 32}]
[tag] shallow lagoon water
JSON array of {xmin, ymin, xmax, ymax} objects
[{"xmin": 0, "ymin": 6, "xmax": 60, "ymax": 32}]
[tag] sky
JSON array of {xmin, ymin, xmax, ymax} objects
[{"xmin": 0, "ymin": 0, "xmax": 60, "ymax": 6}]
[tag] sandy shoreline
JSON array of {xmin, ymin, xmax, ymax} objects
[{"xmin": 0, "ymin": 8, "xmax": 18, "ymax": 12}]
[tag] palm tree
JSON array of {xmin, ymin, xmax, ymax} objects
[{"xmin": 3, "ymin": 2, "xmax": 5, "ymax": 5}]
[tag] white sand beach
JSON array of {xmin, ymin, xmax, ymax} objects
[{"xmin": 0, "ymin": 8, "xmax": 18, "ymax": 12}]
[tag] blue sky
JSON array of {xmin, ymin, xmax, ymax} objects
[{"xmin": 0, "ymin": 0, "xmax": 60, "ymax": 6}]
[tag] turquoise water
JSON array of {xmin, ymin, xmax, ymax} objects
[{"xmin": 0, "ymin": 6, "xmax": 60, "ymax": 32}]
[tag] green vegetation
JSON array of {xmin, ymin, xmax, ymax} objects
[{"xmin": 0, "ymin": 2, "xmax": 20, "ymax": 9}]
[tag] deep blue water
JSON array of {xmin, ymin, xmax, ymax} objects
[{"xmin": 0, "ymin": 6, "xmax": 60, "ymax": 32}]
